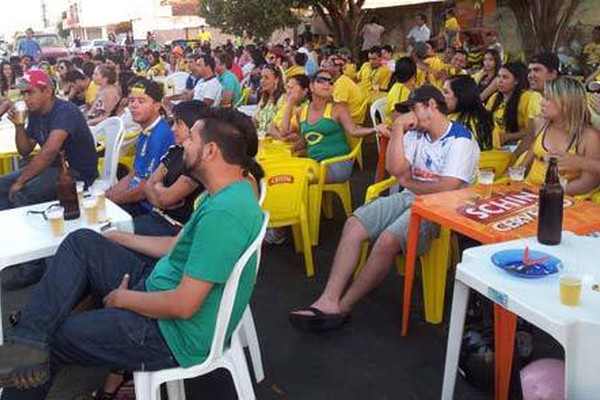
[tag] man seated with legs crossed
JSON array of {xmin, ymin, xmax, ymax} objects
[
  {"xmin": 0, "ymin": 109, "xmax": 264, "ymax": 399},
  {"xmin": 290, "ymin": 85, "xmax": 480, "ymax": 331}
]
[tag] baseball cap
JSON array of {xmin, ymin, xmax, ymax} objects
[
  {"xmin": 129, "ymin": 79, "xmax": 163, "ymax": 102},
  {"xmin": 529, "ymin": 52, "xmax": 560, "ymax": 73},
  {"xmin": 395, "ymin": 85, "xmax": 448, "ymax": 114},
  {"xmin": 16, "ymin": 69, "xmax": 50, "ymax": 91}
]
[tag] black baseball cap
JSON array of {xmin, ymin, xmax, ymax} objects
[
  {"xmin": 129, "ymin": 79, "xmax": 163, "ymax": 102},
  {"xmin": 394, "ymin": 84, "xmax": 448, "ymax": 114},
  {"xmin": 529, "ymin": 52, "xmax": 560, "ymax": 74}
]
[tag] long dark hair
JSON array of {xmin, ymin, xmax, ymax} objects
[
  {"xmin": 259, "ymin": 64, "xmax": 284, "ymax": 107},
  {"xmin": 491, "ymin": 61, "xmax": 528, "ymax": 133},
  {"xmin": 0, "ymin": 61, "xmax": 16, "ymax": 96},
  {"xmin": 483, "ymin": 48, "xmax": 502, "ymax": 76},
  {"xmin": 448, "ymin": 75, "xmax": 493, "ymax": 150}
]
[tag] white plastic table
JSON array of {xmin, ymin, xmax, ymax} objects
[
  {"xmin": 442, "ymin": 232, "xmax": 600, "ymax": 400},
  {"xmin": 0, "ymin": 199, "xmax": 133, "ymax": 343}
]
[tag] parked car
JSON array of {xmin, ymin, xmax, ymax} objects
[
  {"xmin": 80, "ymin": 39, "xmax": 108, "ymax": 54},
  {"xmin": 14, "ymin": 33, "xmax": 68, "ymax": 60}
]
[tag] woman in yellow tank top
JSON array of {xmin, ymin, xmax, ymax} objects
[{"xmin": 521, "ymin": 77, "xmax": 600, "ymax": 197}]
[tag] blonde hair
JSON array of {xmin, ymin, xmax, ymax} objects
[{"xmin": 544, "ymin": 77, "xmax": 590, "ymax": 148}]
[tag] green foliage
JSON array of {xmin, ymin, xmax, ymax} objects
[{"xmin": 200, "ymin": 0, "xmax": 299, "ymax": 41}]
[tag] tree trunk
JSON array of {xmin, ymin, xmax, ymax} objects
[
  {"xmin": 312, "ymin": 0, "xmax": 366, "ymax": 59},
  {"xmin": 507, "ymin": 0, "xmax": 582, "ymax": 56}
]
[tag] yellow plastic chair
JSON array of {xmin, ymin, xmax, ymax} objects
[
  {"xmin": 354, "ymin": 176, "xmax": 452, "ymax": 324},
  {"xmin": 261, "ymin": 158, "xmax": 316, "ymax": 277},
  {"xmin": 235, "ymin": 86, "xmax": 251, "ymax": 108},
  {"xmin": 478, "ymin": 150, "xmax": 513, "ymax": 179},
  {"xmin": 308, "ymin": 134, "xmax": 363, "ymax": 246}
]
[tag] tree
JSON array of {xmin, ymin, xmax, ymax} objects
[
  {"xmin": 200, "ymin": 0, "xmax": 299, "ymax": 42},
  {"xmin": 505, "ymin": 0, "xmax": 582, "ymax": 54},
  {"xmin": 289, "ymin": 0, "xmax": 368, "ymax": 57}
]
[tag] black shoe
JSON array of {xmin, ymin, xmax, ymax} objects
[
  {"xmin": 1, "ymin": 261, "xmax": 46, "ymax": 291},
  {"xmin": 0, "ymin": 342, "xmax": 50, "ymax": 389}
]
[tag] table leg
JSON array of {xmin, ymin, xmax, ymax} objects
[
  {"xmin": 401, "ymin": 212, "xmax": 421, "ymax": 336},
  {"xmin": 441, "ymin": 280, "xmax": 470, "ymax": 400},
  {"xmin": 564, "ymin": 321, "xmax": 600, "ymax": 399},
  {"xmin": 0, "ymin": 284, "xmax": 3, "ymax": 346},
  {"xmin": 494, "ymin": 304, "xmax": 517, "ymax": 400},
  {"xmin": 375, "ymin": 137, "xmax": 388, "ymax": 183}
]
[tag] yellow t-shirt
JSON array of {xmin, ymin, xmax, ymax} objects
[
  {"xmin": 197, "ymin": 30, "xmax": 212, "ymax": 43},
  {"xmin": 583, "ymin": 42, "xmax": 600, "ymax": 66},
  {"xmin": 486, "ymin": 90, "xmax": 541, "ymax": 149},
  {"xmin": 86, "ymin": 81, "xmax": 98, "ymax": 107},
  {"xmin": 423, "ymin": 56, "xmax": 446, "ymax": 88},
  {"xmin": 343, "ymin": 63, "xmax": 357, "ymax": 80},
  {"xmin": 333, "ymin": 74, "xmax": 367, "ymax": 124},
  {"xmin": 385, "ymin": 82, "xmax": 410, "ymax": 125},
  {"xmin": 445, "ymin": 17, "xmax": 460, "ymax": 31},
  {"xmin": 356, "ymin": 62, "xmax": 392, "ymax": 103}
]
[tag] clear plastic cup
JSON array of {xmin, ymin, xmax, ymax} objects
[
  {"xmin": 560, "ymin": 274, "xmax": 582, "ymax": 306},
  {"xmin": 83, "ymin": 197, "xmax": 99, "ymax": 225},
  {"xmin": 508, "ymin": 166, "xmax": 526, "ymax": 190},
  {"xmin": 46, "ymin": 206, "xmax": 65, "ymax": 237},
  {"xmin": 14, "ymin": 101, "xmax": 27, "ymax": 125},
  {"xmin": 76, "ymin": 181, "xmax": 85, "ymax": 205},
  {"xmin": 92, "ymin": 186, "xmax": 106, "ymax": 212},
  {"xmin": 478, "ymin": 168, "xmax": 495, "ymax": 198}
]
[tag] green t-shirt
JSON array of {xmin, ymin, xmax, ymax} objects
[
  {"xmin": 218, "ymin": 70, "xmax": 242, "ymax": 105},
  {"xmin": 146, "ymin": 180, "xmax": 263, "ymax": 368}
]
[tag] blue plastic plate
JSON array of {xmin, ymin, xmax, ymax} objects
[{"xmin": 491, "ymin": 249, "xmax": 562, "ymax": 279}]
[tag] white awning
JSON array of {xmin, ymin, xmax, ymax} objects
[{"xmin": 362, "ymin": 0, "xmax": 444, "ymax": 9}]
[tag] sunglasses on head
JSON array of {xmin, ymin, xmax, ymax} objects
[{"xmin": 315, "ymin": 76, "xmax": 332, "ymax": 84}]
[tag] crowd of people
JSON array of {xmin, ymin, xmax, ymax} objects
[{"xmin": 0, "ymin": 12, "xmax": 600, "ymax": 398}]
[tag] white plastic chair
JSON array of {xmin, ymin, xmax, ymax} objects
[
  {"xmin": 166, "ymin": 72, "xmax": 190, "ymax": 96},
  {"xmin": 369, "ymin": 97, "xmax": 387, "ymax": 151},
  {"xmin": 90, "ymin": 117, "xmax": 125, "ymax": 186},
  {"xmin": 133, "ymin": 212, "xmax": 270, "ymax": 400}
]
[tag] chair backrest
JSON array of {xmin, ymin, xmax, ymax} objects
[
  {"xmin": 91, "ymin": 117, "xmax": 125, "ymax": 185},
  {"xmin": 166, "ymin": 72, "xmax": 190, "ymax": 96},
  {"xmin": 261, "ymin": 158, "xmax": 314, "ymax": 219},
  {"xmin": 258, "ymin": 178, "xmax": 267, "ymax": 207},
  {"xmin": 205, "ymin": 212, "xmax": 269, "ymax": 363},
  {"xmin": 370, "ymin": 97, "xmax": 388, "ymax": 126},
  {"xmin": 478, "ymin": 150, "xmax": 513, "ymax": 178}
]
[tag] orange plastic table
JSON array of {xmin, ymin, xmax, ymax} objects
[{"xmin": 402, "ymin": 183, "xmax": 600, "ymax": 400}]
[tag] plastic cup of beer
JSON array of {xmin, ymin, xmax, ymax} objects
[
  {"xmin": 92, "ymin": 186, "xmax": 106, "ymax": 212},
  {"xmin": 560, "ymin": 274, "xmax": 582, "ymax": 306},
  {"xmin": 83, "ymin": 198, "xmax": 99, "ymax": 225},
  {"xmin": 76, "ymin": 181, "xmax": 85, "ymax": 205},
  {"xmin": 478, "ymin": 168, "xmax": 495, "ymax": 198},
  {"xmin": 14, "ymin": 101, "xmax": 27, "ymax": 125},
  {"xmin": 508, "ymin": 166, "xmax": 526, "ymax": 189},
  {"xmin": 46, "ymin": 206, "xmax": 65, "ymax": 237}
]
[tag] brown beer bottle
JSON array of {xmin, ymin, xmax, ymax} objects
[
  {"xmin": 56, "ymin": 151, "xmax": 80, "ymax": 220},
  {"xmin": 537, "ymin": 157, "xmax": 563, "ymax": 245}
]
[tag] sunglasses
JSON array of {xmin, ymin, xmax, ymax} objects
[{"xmin": 315, "ymin": 76, "xmax": 332, "ymax": 85}]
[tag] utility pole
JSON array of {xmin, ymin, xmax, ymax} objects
[{"xmin": 41, "ymin": 0, "xmax": 49, "ymax": 28}]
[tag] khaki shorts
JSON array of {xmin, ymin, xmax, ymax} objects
[{"xmin": 353, "ymin": 190, "xmax": 440, "ymax": 255}]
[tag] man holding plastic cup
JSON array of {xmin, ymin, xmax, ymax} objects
[{"xmin": 0, "ymin": 69, "xmax": 98, "ymax": 290}]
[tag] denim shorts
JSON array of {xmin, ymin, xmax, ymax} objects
[
  {"xmin": 325, "ymin": 160, "xmax": 354, "ymax": 183},
  {"xmin": 353, "ymin": 190, "xmax": 440, "ymax": 255}
]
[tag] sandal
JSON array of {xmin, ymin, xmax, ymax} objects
[
  {"xmin": 289, "ymin": 306, "xmax": 351, "ymax": 332},
  {"xmin": 89, "ymin": 370, "xmax": 134, "ymax": 400}
]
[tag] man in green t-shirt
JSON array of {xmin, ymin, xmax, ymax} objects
[
  {"xmin": 215, "ymin": 52, "xmax": 242, "ymax": 107},
  {"xmin": 0, "ymin": 109, "xmax": 264, "ymax": 396}
]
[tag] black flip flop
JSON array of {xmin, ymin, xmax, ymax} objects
[{"xmin": 289, "ymin": 306, "xmax": 350, "ymax": 332}]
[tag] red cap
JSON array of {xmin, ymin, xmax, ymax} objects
[{"xmin": 17, "ymin": 69, "xmax": 50, "ymax": 91}]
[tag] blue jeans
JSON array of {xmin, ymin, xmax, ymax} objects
[
  {"xmin": 0, "ymin": 167, "xmax": 62, "ymax": 210},
  {"xmin": 2, "ymin": 229, "xmax": 178, "ymax": 400},
  {"xmin": 134, "ymin": 211, "xmax": 182, "ymax": 237}
]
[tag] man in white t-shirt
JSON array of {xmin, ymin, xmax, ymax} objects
[
  {"xmin": 407, "ymin": 13, "xmax": 431, "ymax": 46},
  {"xmin": 290, "ymin": 85, "xmax": 480, "ymax": 332},
  {"xmin": 360, "ymin": 19, "xmax": 385, "ymax": 51},
  {"xmin": 192, "ymin": 54, "xmax": 222, "ymax": 107}
]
